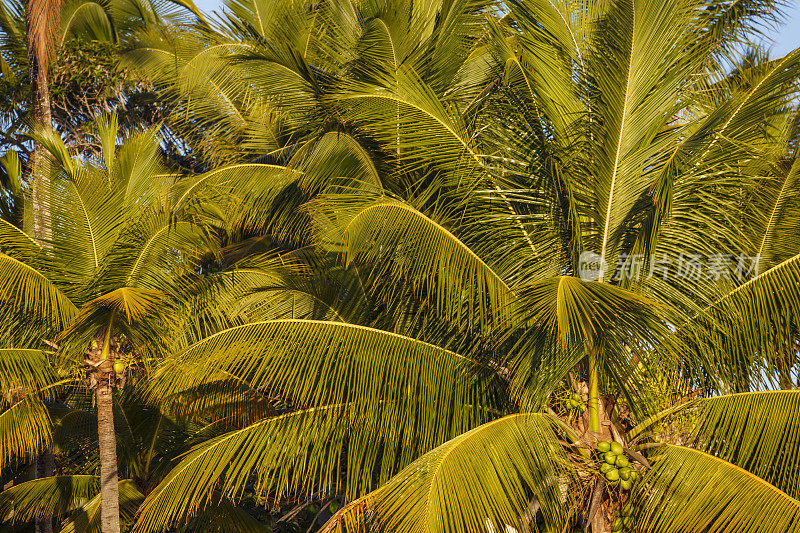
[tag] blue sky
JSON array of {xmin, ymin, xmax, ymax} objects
[{"xmin": 192, "ymin": 0, "xmax": 800, "ymax": 56}]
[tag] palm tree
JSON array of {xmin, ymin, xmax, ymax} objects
[
  {"xmin": 0, "ymin": 0, "xmax": 206, "ymax": 158},
  {"xmin": 121, "ymin": 0, "xmax": 800, "ymax": 531},
  {"xmin": 0, "ymin": 388, "xmax": 272, "ymax": 532},
  {"xmin": 0, "ymin": 115, "xmax": 295, "ymax": 532}
]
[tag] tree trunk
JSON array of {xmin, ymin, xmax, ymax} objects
[
  {"xmin": 587, "ymin": 350, "xmax": 601, "ymax": 434},
  {"xmin": 34, "ymin": 450, "xmax": 54, "ymax": 533},
  {"xmin": 96, "ymin": 375, "xmax": 121, "ymax": 533},
  {"xmin": 25, "ymin": 0, "xmax": 60, "ymax": 246}
]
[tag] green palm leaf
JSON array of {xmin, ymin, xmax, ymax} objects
[
  {"xmin": 310, "ymin": 192, "xmax": 515, "ymax": 331},
  {"xmin": 321, "ymin": 413, "xmax": 568, "ymax": 533},
  {"xmin": 634, "ymin": 445, "xmax": 800, "ymax": 533},
  {"xmin": 0, "ymin": 348, "xmax": 55, "ymax": 393},
  {"xmin": 137, "ymin": 319, "xmax": 502, "ymax": 531},
  {"xmin": 0, "ymin": 252, "xmax": 77, "ymax": 339},
  {"xmin": 676, "ymin": 251, "xmax": 800, "ymax": 389},
  {"xmin": 0, "ymin": 475, "xmax": 100, "ymax": 524},
  {"xmin": 59, "ymin": 479, "xmax": 144, "ymax": 533},
  {"xmin": 689, "ymin": 390, "xmax": 800, "ymax": 499},
  {"xmin": 0, "ymin": 394, "xmax": 52, "ymax": 469}
]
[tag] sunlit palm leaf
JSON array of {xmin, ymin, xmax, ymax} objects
[
  {"xmin": 321, "ymin": 413, "xmax": 568, "ymax": 533},
  {"xmin": 0, "ymin": 475, "xmax": 100, "ymax": 524},
  {"xmin": 634, "ymin": 444, "xmax": 800, "ymax": 533},
  {"xmin": 676, "ymin": 252, "xmax": 800, "ymax": 389},
  {"xmin": 310, "ymin": 192, "xmax": 515, "ymax": 331},
  {"xmin": 137, "ymin": 319, "xmax": 502, "ymax": 531},
  {"xmin": 0, "ymin": 348, "xmax": 55, "ymax": 393},
  {"xmin": 689, "ymin": 390, "xmax": 800, "ymax": 499},
  {"xmin": 0, "ymin": 394, "xmax": 52, "ymax": 469},
  {"xmin": 0, "ymin": 252, "xmax": 77, "ymax": 339}
]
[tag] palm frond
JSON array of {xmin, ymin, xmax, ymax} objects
[
  {"xmin": 333, "ymin": 66, "xmax": 484, "ymax": 176},
  {"xmin": 137, "ymin": 319, "xmax": 503, "ymax": 531},
  {"xmin": 0, "ymin": 475, "xmax": 144, "ymax": 531},
  {"xmin": 675, "ymin": 251, "xmax": 800, "ymax": 390},
  {"xmin": 0, "ymin": 394, "xmax": 52, "ymax": 469},
  {"xmin": 0, "ymin": 348, "xmax": 55, "ymax": 393},
  {"xmin": 634, "ymin": 444, "xmax": 800, "ymax": 533},
  {"xmin": 309, "ymin": 192, "xmax": 515, "ymax": 331},
  {"xmin": 321, "ymin": 413, "xmax": 568, "ymax": 533},
  {"xmin": 59, "ymin": 479, "xmax": 144, "ymax": 533},
  {"xmin": 0, "ymin": 252, "xmax": 77, "ymax": 340},
  {"xmin": 0, "ymin": 475, "xmax": 99, "ymax": 524},
  {"xmin": 688, "ymin": 390, "xmax": 800, "ymax": 499}
]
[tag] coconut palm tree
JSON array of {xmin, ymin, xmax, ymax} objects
[
  {"xmin": 121, "ymin": 0, "xmax": 800, "ymax": 531},
  {"xmin": 0, "ymin": 114, "xmax": 303, "ymax": 532},
  {"xmin": 0, "ymin": 387, "xmax": 274, "ymax": 532},
  {"xmin": 0, "ymin": 0, "xmax": 205, "ymax": 158}
]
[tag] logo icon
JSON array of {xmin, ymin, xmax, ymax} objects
[{"xmin": 578, "ymin": 251, "xmax": 606, "ymax": 281}]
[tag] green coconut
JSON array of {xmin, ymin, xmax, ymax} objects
[
  {"xmin": 605, "ymin": 468, "xmax": 620, "ymax": 482},
  {"xmin": 619, "ymin": 467, "xmax": 632, "ymax": 480},
  {"xmin": 610, "ymin": 441, "xmax": 624, "ymax": 455},
  {"xmin": 620, "ymin": 478, "xmax": 632, "ymax": 490},
  {"xmin": 616, "ymin": 456, "xmax": 630, "ymax": 468},
  {"xmin": 600, "ymin": 463, "xmax": 614, "ymax": 474},
  {"xmin": 597, "ymin": 441, "xmax": 612, "ymax": 453},
  {"xmin": 604, "ymin": 452, "xmax": 618, "ymax": 465}
]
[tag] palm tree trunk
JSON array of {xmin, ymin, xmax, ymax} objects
[
  {"xmin": 25, "ymin": 7, "xmax": 59, "ymax": 532},
  {"xmin": 24, "ymin": 0, "xmax": 60, "ymax": 246},
  {"xmin": 587, "ymin": 350, "xmax": 600, "ymax": 433},
  {"xmin": 33, "ymin": 451, "xmax": 54, "ymax": 533},
  {"xmin": 96, "ymin": 374, "xmax": 121, "ymax": 533}
]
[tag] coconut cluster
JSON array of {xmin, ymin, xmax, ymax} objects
[
  {"xmin": 596, "ymin": 440, "xmax": 639, "ymax": 491},
  {"xmin": 594, "ymin": 440, "xmax": 640, "ymax": 532},
  {"xmin": 611, "ymin": 504, "xmax": 634, "ymax": 532},
  {"xmin": 565, "ymin": 391, "xmax": 587, "ymax": 412}
]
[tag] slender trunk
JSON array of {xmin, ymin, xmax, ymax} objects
[
  {"xmin": 96, "ymin": 375, "xmax": 121, "ymax": 533},
  {"xmin": 25, "ymin": 7, "xmax": 58, "ymax": 529},
  {"xmin": 25, "ymin": 0, "xmax": 59, "ymax": 246},
  {"xmin": 34, "ymin": 451, "xmax": 54, "ymax": 533},
  {"xmin": 587, "ymin": 351, "xmax": 600, "ymax": 433}
]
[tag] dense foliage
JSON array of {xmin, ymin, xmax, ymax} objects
[{"xmin": 0, "ymin": 0, "xmax": 799, "ymax": 532}]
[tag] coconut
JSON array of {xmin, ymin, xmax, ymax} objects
[
  {"xmin": 597, "ymin": 441, "xmax": 611, "ymax": 453},
  {"xmin": 610, "ymin": 441, "xmax": 624, "ymax": 455},
  {"xmin": 616, "ymin": 456, "xmax": 630, "ymax": 468},
  {"xmin": 619, "ymin": 467, "xmax": 632, "ymax": 480},
  {"xmin": 620, "ymin": 478, "xmax": 632, "ymax": 490},
  {"xmin": 605, "ymin": 469, "xmax": 619, "ymax": 482},
  {"xmin": 604, "ymin": 452, "xmax": 618, "ymax": 465},
  {"xmin": 600, "ymin": 463, "xmax": 614, "ymax": 474}
]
